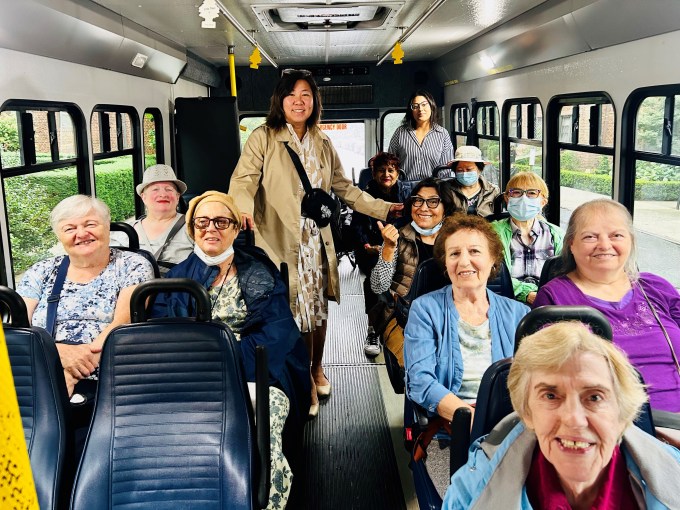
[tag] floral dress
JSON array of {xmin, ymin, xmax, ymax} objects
[
  {"xmin": 210, "ymin": 274, "xmax": 293, "ymax": 509},
  {"xmin": 286, "ymin": 123, "xmax": 329, "ymax": 334}
]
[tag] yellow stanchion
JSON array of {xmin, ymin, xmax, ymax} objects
[{"xmin": 0, "ymin": 324, "xmax": 38, "ymax": 509}]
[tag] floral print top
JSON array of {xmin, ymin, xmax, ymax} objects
[{"xmin": 17, "ymin": 249, "xmax": 154, "ymax": 344}]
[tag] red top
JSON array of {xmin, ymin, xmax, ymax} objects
[{"xmin": 526, "ymin": 445, "xmax": 638, "ymax": 509}]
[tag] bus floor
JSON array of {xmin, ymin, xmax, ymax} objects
[{"xmin": 287, "ymin": 256, "xmax": 418, "ymax": 510}]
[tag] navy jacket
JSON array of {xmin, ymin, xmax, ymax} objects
[{"xmin": 152, "ymin": 248, "xmax": 311, "ymax": 427}]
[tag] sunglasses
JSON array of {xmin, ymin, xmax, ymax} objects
[
  {"xmin": 411, "ymin": 196, "xmax": 442, "ymax": 208},
  {"xmin": 506, "ymin": 188, "xmax": 541, "ymax": 199},
  {"xmin": 193, "ymin": 216, "xmax": 238, "ymax": 230},
  {"xmin": 410, "ymin": 100, "xmax": 430, "ymax": 111},
  {"xmin": 281, "ymin": 68, "xmax": 312, "ymax": 77}
]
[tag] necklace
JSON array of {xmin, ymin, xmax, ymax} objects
[{"xmin": 210, "ymin": 259, "xmax": 234, "ymax": 314}]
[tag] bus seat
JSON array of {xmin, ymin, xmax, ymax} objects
[
  {"xmin": 537, "ymin": 254, "xmax": 564, "ymax": 288},
  {"xmin": 484, "ymin": 194, "xmax": 510, "ymax": 222},
  {"xmin": 0, "ymin": 285, "xmax": 71, "ymax": 510},
  {"xmin": 357, "ymin": 167, "xmax": 372, "ymax": 189},
  {"xmin": 110, "ymin": 221, "xmax": 161, "ymax": 278},
  {"xmin": 71, "ymin": 278, "xmax": 271, "ymax": 510}
]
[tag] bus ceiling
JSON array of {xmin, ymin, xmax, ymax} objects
[{"xmin": 0, "ymin": 0, "xmax": 679, "ymax": 87}]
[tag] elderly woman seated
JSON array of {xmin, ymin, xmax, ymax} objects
[
  {"xmin": 404, "ymin": 213, "xmax": 529, "ymax": 496},
  {"xmin": 151, "ymin": 190, "xmax": 310, "ymax": 509},
  {"xmin": 111, "ymin": 164, "xmax": 193, "ymax": 274},
  {"xmin": 443, "ymin": 322, "xmax": 680, "ymax": 509},
  {"xmin": 17, "ymin": 195, "xmax": 155, "ymax": 450}
]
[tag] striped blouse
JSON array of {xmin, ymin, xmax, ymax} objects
[{"xmin": 388, "ymin": 123, "xmax": 454, "ymax": 181}]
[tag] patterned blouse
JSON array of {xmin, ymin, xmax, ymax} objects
[
  {"xmin": 17, "ymin": 249, "xmax": 154, "ymax": 344},
  {"xmin": 209, "ymin": 274, "xmax": 247, "ymax": 340}
]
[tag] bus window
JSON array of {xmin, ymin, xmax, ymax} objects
[
  {"xmin": 629, "ymin": 92, "xmax": 680, "ymax": 287},
  {"xmin": 549, "ymin": 96, "xmax": 615, "ymax": 227},
  {"xmin": 0, "ymin": 104, "xmax": 86, "ymax": 284},
  {"xmin": 239, "ymin": 115, "xmax": 266, "ymax": 149},
  {"xmin": 320, "ymin": 122, "xmax": 365, "ymax": 180},
  {"xmin": 504, "ymin": 100, "xmax": 543, "ymax": 178},
  {"xmin": 143, "ymin": 108, "xmax": 163, "ymax": 167},
  {"xmin": 474, "ymin": 102, "xmax": 500, "ymax": 187},
  {"xmin": 91, "ymin": 106, "xmax": 141, "ymax": 222},
  {"xmin": 450, "ymin": 103, "xmax": 469, "ymax": 150},
  {"xmin": 381, "ymin": 112, "xmax": 402, "ymax": 151}
]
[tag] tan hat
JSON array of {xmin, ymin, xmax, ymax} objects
[
  {"xmin": 451, "ymin": 145, "xmax": 488, "ymax": 163},
  {"xmin": 136, "ymin": 164, "xmax": 188, "ymax": 196},
  {"xmin": 185, "ymin": 190, "xmax": 242, "ymax": 240}
]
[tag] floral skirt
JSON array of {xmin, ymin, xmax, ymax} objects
[
  {"xmin": 293, "ymin": 217, "xmax": 328, "ymax": 333},
  {"xmin": 267, "ymin": 387, "xmax": 292, "ymax": 509}
]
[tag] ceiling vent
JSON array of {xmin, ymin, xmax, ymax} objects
[
  {"xmin": 319, "ymin": 84, "xmax": 373, "ymax": 105},
  {"xmin": 252, "ymin": 3, "xmax": 403, "ymax": 32}
]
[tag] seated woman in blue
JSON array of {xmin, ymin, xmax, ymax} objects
[
  {"xmin": 151, "ymin": 191, "xmax": 310, "ymax": 509},
  {"xmin": 404, "ymin": 213, "xmax": 529, "ymax": 496}
]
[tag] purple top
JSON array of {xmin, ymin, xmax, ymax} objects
[{"xmin": 534, "ymin": 273, "xmax": 680, "ymax": 412}]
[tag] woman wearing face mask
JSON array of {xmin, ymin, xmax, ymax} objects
[
  {"xmin": 491, "ymin": 172, "xmax": 564, "ymax": 304},
  {"xmin": 443, "ymin": 146, "xmax": 500, "ymax": 217},
  {"xmin": 369, "ymin": 177, "xmax": 454, "ymax": 367}
]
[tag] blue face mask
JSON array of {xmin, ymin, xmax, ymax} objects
[
  {"xmin": 507, "ymin": 196, "xmax": 542, "ymax": 222},
  {"xmin": 455, "ymin": 171, "xmax": 479, "ymax": 187},
  {"xmin": 411, "ymin": 220, "xmax": 443, "ymax": 237}
]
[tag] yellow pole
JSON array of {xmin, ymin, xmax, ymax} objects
[{"xmin": 228, "ymin": 45, "xmax": 237, "ymax": 97}]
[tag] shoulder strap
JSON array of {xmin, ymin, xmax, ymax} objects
[
  {"xmin": 154, "ymin": 214, "xmax": 186, "ymax": 260},
  {"xmin": 45, "ymin": 256, "xmax": 70, "ymax": 337},
  {"xmin": 284, "ymin": 141, "xmax": 313, "ymax": 193}
]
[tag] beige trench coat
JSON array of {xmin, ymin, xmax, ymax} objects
[{"xmin": 229, "ymin": 125, "xmax": 392, "ymax": 306}]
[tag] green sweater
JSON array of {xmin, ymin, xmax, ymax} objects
[{"xmin": 491, "ymin": 217, "xmax": 564, "ymax": 303}]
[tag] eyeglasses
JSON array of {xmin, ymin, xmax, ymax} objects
[
  {"xmin": 411, "ymin": 197, "xmax": 442, "ymax": 208},
  {"xmin": 281, "ymin": 68, "xmax": 312, "ymax": 77},
  {"xmin": 193, "ymin": 217, "xmax": 238, "ymax": 230},
  {"xmin": 506, "ymin": 188, "xmax": 541, "ymax": 199},
  {"xmin": 410, "ymin": 101, "xmax": 430, "ymax": 111}
]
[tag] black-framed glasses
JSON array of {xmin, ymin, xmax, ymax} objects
[
  {"xmin": 193, "ymin": 216, "xmax": 238, "ymax": 230},
  {"xmin": 506, "ymin": 188, "xmax": 541, "ymax": 199},
  {"xmin": 411, "ymin": 196, "xmax": 442, "ymax": 208},
  {"xmin": 410, "ymin": 100, "xmax": 430, "ymax": 110},
  {"xmin": 281, "ymin": 68, "xmax": 312, "ymax": 77}
]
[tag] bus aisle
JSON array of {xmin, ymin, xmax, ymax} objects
[{"xmin": 288, "ymin": 256, "xmax": 417, "ymax": 509}]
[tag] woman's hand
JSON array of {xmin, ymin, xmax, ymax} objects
[
  {"xmin": 241, "ymin": 212, "xmax": 255, "ymax": 230},
  {"xmin": 56, "ymin": 343, "xmax": 101, "ymax": 379},
  {"xmin": 378, "ymin": 221, "xmax": 399, "ymax": 248},
  {"xmin": 387, "ymin": 203, "xmax": 404, "ymax": 220},
  {"xmin": 526, "ymin": 291, "xmax": 537, "ymax": 305},
  {"xmin": 64, "ymin": 370, "xmax": 78, "ymax": 397}
]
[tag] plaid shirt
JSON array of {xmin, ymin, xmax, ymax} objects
[{"xmin": 509, "ymin": 219, "xmax": 555, "ymax": 283}]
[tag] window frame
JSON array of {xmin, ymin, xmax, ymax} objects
[
  {"xmin": 449, "ymin": 103, "xmax": 470, "ymax": 151},
  {"xmin": 545, "ymin": 92, "xmax": 616, "ymax": 224},
  {"xmin": 143, "ymin": 107, "xmax": 164, "ymax": 166},
  {"xmin": 501, "ymin": 98, "xmax": 543, "ymax": 187}
]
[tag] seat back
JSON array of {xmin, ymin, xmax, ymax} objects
[
  {"xmin": 537, "ymin": 254, "xmax": 564, "ymax": 288},
  {"xmin": 71, "ymin": 279, "xmax": 263, "ymax": 510},
  {"xmin": 110, "ymin": 222, "xmax": 161, "ymax": 278},
  {"xmin": 0, "ymin": 285, "xmax": 70, "ymax": 510},
  {"xmin": 484, "ymin": 194, "xmax": 510, "ymax": 222},
  {"xmin": 469, "ymin": 358, "xmax": 514, "ymax": 443}
]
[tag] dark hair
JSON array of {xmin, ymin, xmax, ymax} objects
[
  {"xmin": 265, "ymin": 70, "xmax": 322, "ymax": 130},
  {"xmin": 433, "ymin": 213, "xmax": 504, "ymax": 280},
  {"xmin": 401, "ymin": 89, "xmax": 439, "ymax": 129},
  {"xmin": 372, "ymin": 152, "xmax": 400, "ymax": 173},
  {"xmin": 407, "ymin": 177, "xmax": 455, "ymax": 216},
  {"xmin": 453, "ymin": 161, "xmax": 485, "ymax": 172}
]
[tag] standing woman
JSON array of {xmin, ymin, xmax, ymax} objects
[
  {"xmin": 230, "ymin": 69, "xmax": 403, "ymax": 417},
  {"xmin": 388, "ymin": 89, "xmax": 454, "ymax": 185}
]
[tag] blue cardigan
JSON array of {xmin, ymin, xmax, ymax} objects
[
  {"xmin": 404, "ymin": 286, "xmax": 529, "ymax": 413},
  {"xmin": 151, "ymin": 249, "xmax": 311, "ymax": 426}
]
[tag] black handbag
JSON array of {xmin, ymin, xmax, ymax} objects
[{"xmin": 284, "ymin": 141, "xmax": 340, "ymax": 228}]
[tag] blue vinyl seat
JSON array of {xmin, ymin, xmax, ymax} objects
[
  {"xmin": 71, "ymin": 278, "xmax": 270, "ymax": 510},
  {"xmin": 1, "ymin": 285, "xmax": 71, "ymax": 510}
]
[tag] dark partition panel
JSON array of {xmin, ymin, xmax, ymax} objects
[{"xmin": 174, "ymin": 96, "xmax": 240, "ymax": 195}]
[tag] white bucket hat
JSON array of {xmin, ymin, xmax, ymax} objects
[
  {"xmin": 136, "ymin": 164, "xmax": 188, "ymax": 196},
  {"xmin": 451, "ymin": 145, "xmax": 488, "ymax": 163}
]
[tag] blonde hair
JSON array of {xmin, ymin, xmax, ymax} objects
[
  {"xmin": 508, "ymin": 322, "xmax": 647, "ymax": 427},
  {"xmin": 506, "ymin": 171, "xmax": 549, "ymax": 200}
]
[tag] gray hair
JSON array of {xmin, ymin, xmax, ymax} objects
[
  {"xmin": 560, "ymin": 198, "xmax": 638, "ymax": 280},
  {"xmin": 508, "ymin": 322, "xmax": 647, "ymax": 428},
  {"xmin": 50, "ymin": 195, "xmax": 111, "ymax": 234}
]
